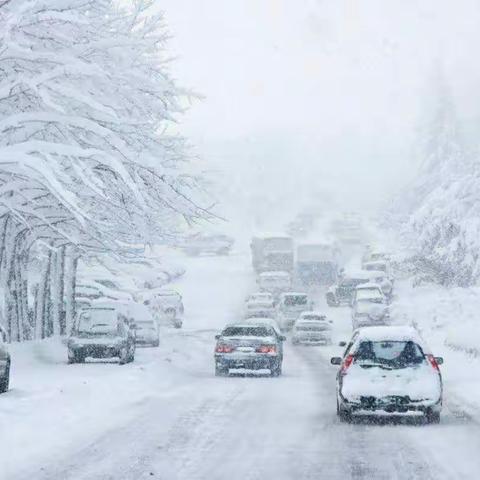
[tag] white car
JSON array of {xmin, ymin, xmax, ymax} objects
[
  {"xmin": 292, "ymin": 314, "xmax": 332, "ymax": 345},
  {"xmin": 276, "ymin": 292, "xmax": 311, "ymax": 331},
  {"xmin": 331, "ymin": 326, "xmax": 443, "ymax": 423},
  {"xmin": 352, "ymin": 283, "xmax": 386, "ymax": 306},
  {"xmin": 143, "ymin": 290, "xmax": 184, "ymax": 328},
  {"xmin": 244, "ymin": 301, "xmax": 276, "ymax": 320},
  {"xmin": 351, "ymin": 300, "xmax": 389, "ymax": 330}
]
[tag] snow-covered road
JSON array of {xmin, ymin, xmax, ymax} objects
[{"xmin": 4, "ymin": 253, "xmax": 480, "ymax": 479}]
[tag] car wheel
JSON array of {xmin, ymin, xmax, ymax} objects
[
  {"xmin": 174, "ymin": 320, "xmax": 182, "ymax": 329},
  {"xmin": 0, "ymin": 362, "xmax": 10, "ymax": 393},
  {"xmin": 119, "ymin": 347, "xmax": 129, "ymax": 365},
  {"xmin": 215, "ymin": 365, "xmax": 228, "ymax": 377},
  {"xmin": 152, "ymin": 339, "xmax": 160, "ymax": 347},
  {"xmin": 426, "ymin": 409, "xmax": 441, "ymax": 424},
  {"xmin": 270, "ymin": 360, "xmax": 282, "ymax": 377},
  {"xmin": 337, "ymin": 401, "xmax": 352, "ymax": 423}
]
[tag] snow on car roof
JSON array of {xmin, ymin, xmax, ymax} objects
[
  {"xmin": 355, "ymin": 326, "xmax": 425, "ymax": 345},
  {"xmin": 363, "ymin": 260, "xmax": 388, "ymax": 267}
]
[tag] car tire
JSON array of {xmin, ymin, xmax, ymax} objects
[
  {"xmin": 174, "ymin": 321, "xmax": 182, "ymax": 329},
  {"xmin": 69, "ymin": 351, "xmax": 85, "ymax": 364},
  {"xmin": 426, "ymin": 409, "xmax": 441, "ymax": 424},
  {"xmin": 0, "ymin": 361, "xmax": 10, "ymax": 393},
  {"xmin": 215, "ymin": 365, "xmax": 228, "ymax": 377},
  {"xmin": 270, "ymin": 360, "xmax": 282, "ymax": 377},
  {"xmin": 337, "ymin": 401, "xmax": 352, "ymax": 423},
  {"xmin": 152, "ymin": 339, "xmax": 160, "ymax": 347},
  {"xmin": 119, "ymin": 347, "xmax": 129, "ymax": 365}
]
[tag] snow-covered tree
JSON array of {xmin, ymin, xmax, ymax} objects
[{"xmin": 0, "ymin": 0, "xmax": 212, "ymax": 339}]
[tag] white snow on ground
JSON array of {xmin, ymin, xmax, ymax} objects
[{"xmin": 3, "ymin": 250, "xmax": 480, "ymax": 479}]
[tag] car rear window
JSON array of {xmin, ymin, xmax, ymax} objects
[
  {"xmin": 284, "ymin": 295, "xmax": 308, "ymax": 306},
  {"xmin": 222, "ymin": 326, "xmax": 272, "ymax": 337},
  {"xmin": 354, "ymin": 341, "xmax": 425, "ymax": 368}
]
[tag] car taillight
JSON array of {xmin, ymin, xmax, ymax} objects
[
  {"xmin": 256, "ymin": 345, "xmax": 277, "ymax": 354},
  {"xmin": 215, "ymin": 344, "xmax": 234, "ymax": 353},
  {"xmin": 340, "ymin": 354, "xmax": 354, "ymax": 375},
  {"xmin": 427, "ymin": 354, "xmax": 440, "ymax": 372}
]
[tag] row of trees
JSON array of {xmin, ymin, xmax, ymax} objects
[
  {"xmin": 388, "ymin": 67, "xmax": 480, "ymax": 286},
  {"xmin": 0, "ymin": 0, "xmax": 211, "ymax": 340}
]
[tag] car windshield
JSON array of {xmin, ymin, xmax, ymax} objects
[
  {"xmin": 77, "ymin": 310, "xmax": 118, "ymax": 336},
  {"xmin": 354, "ymin": 341, "xmax": 426, "ymax": 368},
  {"xmin": 283, "ymin": 295, "xmax": 308, "ymax": 306},
  {"xmin": 222, "ymin": 326, "xmax": 272, "ymax": 337},
  {"xmin": 302, "ymin": 315, "xmax": 326, "ymax": 321}
]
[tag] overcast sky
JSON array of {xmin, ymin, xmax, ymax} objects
[{"xmin": 155, "ymin": 0, "xmax": 480, "ymax": 226}]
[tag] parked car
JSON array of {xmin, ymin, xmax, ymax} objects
[
  {"xmin": 0, "ymin": 325, "xmax": 10, "ymax": 393},
  {"xmin": 214, "ymin": 321, "xmax": 286, "ymax": 377},
  {"xmin": 67, "ymin": 307, "xmax": 136, "ymax": 364},
  {"xmin": 144, "ymin": 289, "xmax": 184, "ymax": 328},
  {"xmin": 276, "ymin": 292, "xmax": 311, "ymax": 331},
  {"xmin": 292, "ymin": 314, "xmax": 332, "ymax": 345},
  {"xmin": 326, "ymin": 273, "xmax": 371, "ymax": 307},
  {"xmin": 331, "ymin": 326, "xmax": 443, "ymax": 423},
  {"xmin": 257, "ymin": 271, "xmax": 292, "ymax": 297},
  {"xmin": 130, "ymin": 305, "xmax": 159, "ymax": 347},
  {"xmin": 351, "ymin": 301, "xmax": 389, "ymax": 330},
  {"xmin": 352, "ymin": 283, "xmax": 386, "ymax": 307}
]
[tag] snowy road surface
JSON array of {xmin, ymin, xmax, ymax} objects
[{"xmin": 4, "ymin": 253, "xmax": 480, "ymax": 479}]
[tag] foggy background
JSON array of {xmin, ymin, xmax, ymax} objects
[{"xmin": 157, "ymin": 0, "xmax": 480, "ymax": 231}]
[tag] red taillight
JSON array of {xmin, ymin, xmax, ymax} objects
[
  {"xmin": 256, "ymin": 345, "xmax": 277, "ymax": 354},
  {"xmin": 340, "ymin": 354, "xmax": 354, "ymax": 375},
  {"xmin": 427, "ymin": 354, "xmax": 440, "ymax": 372},
  {"xmin": 215, "ymin": 344, "xmax": 234, "ymax": 353}
]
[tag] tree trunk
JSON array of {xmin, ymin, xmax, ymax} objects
[
  {"xmin": 35, "ymin": 246, "xmax": 53, "ymax": 340},
  {"xmin": 64, "ymin": 246, "xmax": 78, "ymax": 336},
  {"xmin": 51, "ymin": 246, "xmax": 66, "ymax": 336}
]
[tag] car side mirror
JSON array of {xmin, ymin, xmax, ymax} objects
[
  {"xmin": 330, "ymin": 357, "xmax": 342, "ymax": 365},
  {"xmin": 435, "ymin": 357, "xmax": 444, "ymax": 365},
  {"xmin": 280, "ymin": 335, "xmax": 287, "ymax": 342},
  {"xmin": 215, "ymin": 334, "xmax": 221, "ymax": 340},
  {"xmin": 338, "ymin": 341, "xmax": 347, "ymax": 347}
]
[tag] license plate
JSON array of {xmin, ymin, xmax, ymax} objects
[{"xmin": 236, "ymin": 347, "xmax": 254, "ymax": 353}]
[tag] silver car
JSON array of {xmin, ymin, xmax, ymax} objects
[
  {"xmin": 0, "ymin": 326, "xmax": 10, "ymax": 393},
  {"xmin": 292, "ymin": 315, "xmax": 332, "ymax": 345}
]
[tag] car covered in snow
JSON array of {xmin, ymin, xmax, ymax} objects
[
  {"xmin": 351, "ymin": 300, "xmax": 389, "ymax": 330},
  {"xmin": 130, "ymin": 305, "xmax": 159, "ymax": 347},
  {"xmin": 325, "ymin": 273, "xmax": 371, "ymax": 307},
  {"xmin": 331, "ymin": 326, "xmax": 443, "ymax": 423},
  {"xmin": 292, "ymin": 313, "xmax": 332, "ymax": 345},
  {"xmin": 0, "ymin": 325, "xmax": 10, "ymax": 393},
  {"xmin": 257, "ymin": 271, "xmax": 292, "ymax": 297},
  {"xmin": 214, "ymin": 321, "xmax": 286, "ymax": 377},
  {"xmin": 244, "ymin": 300, "xmax": 276, "ymax": 320},
  {"xmin": 143, "ymin": 289, "xmax": 184, "ymax": 328},
  {"xmin": 276, "ymin": 292, "xmax": 311, "ymax": 331},
  {"xmin": 363, "ymin": 260, "xmax": 394, "ymax": 283},
  {"xmin": 68, "ymin": 307, "xmax": 136, "ymax": 364},
  {"xmin": 352, "ymin": 283, "xmax": 386, "ymax": 307}
]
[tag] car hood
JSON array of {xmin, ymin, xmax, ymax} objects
[{"xmin": 341, "ymin": 363, "xmax": 441, "ymax": 401}]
